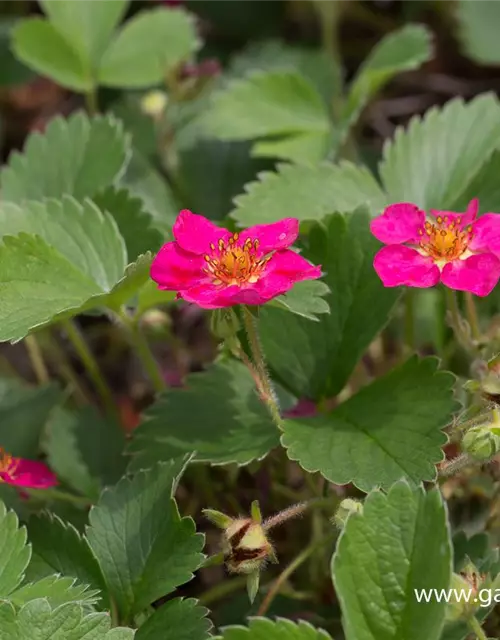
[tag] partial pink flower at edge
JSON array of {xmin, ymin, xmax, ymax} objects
[
  {"xmin": 370, "ymin": 199, "xmax": 500, "ymax": 297},
  {"xmin": 0, "ymin": 449, "xmax": 57, "ymax": 489},
  {"xmin": 150, "ymin": 210, "xmax": 322, "ymax": 309}
]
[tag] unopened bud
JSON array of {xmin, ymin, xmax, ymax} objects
[
  {"xmin": 462, "ymin": 424, "xmax": 500, "ymax": 461},
  {"xmin": 333, "ymin": 498, "xmax": 363, "ymax": 529},
  {"xmin": 446, "ymin": 561, "xmax": 486, "ymax": 621},
  {"xmin": 140, "ymin": 90, "xmax": 168, "ymax": 119},
  {"xmin": 210, "ymin": 308, "xmax": 240, "ymax": 341}
]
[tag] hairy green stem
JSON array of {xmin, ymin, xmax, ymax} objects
[
  {"xmin": 464, "ymin": 291, "xmax": 481, "ymax": 342},
  {"xmin": 242, "ymin": 306, "xmax": 284, "ymax": 431},
  {"xmin": 199, "ymin": 576, "xmax": 248, "ymax": 606},
  {"xmin": 445, "ymin": 288, "xmax": 472, "ymax": 351},
  {"xmin": 62, "ymin": 319, "xmax": 116, "ymax": 418},
  {"xmin": 404, "ymin": 289, "xmax": 415, "ymax": 352},
  {"xmin": 119, "ymin": 312, "xmax": 165, "ymax": 394},
  {"xmin": 467, "ymin": 615, "xmax": 488, "ymax": 640},
  {"xmin": 85, "ymin": 86, "xmax": 98, "ymax": 115},
  {"xmin": 27, "ymin": 487, "xmax": 90, "ymax": 506}
]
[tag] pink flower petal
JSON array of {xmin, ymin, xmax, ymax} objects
[
  {"xmin": 3, "ymin": 459, "xmax": 58, "ymax": 489},
  {"xmin": 180, "ymin": 284, "xmax": 241, "ymax": 309},
  {"xmin": 469, "ymin": 213, "xmax": 500, "ymax": 255},
  {"xmin": 373, "ymin": 245, "xmax": 440, "ymax": 288},
  {"xmin": 150, "ymin": 241, "xmax": 206, "ymax": 290},
  {"xmin": 430, "ymin": 199, "xmax": 479, "ymax": 228},
  {"xmin": 241, "ymin": 218, "xmax": 299, "ymax": 254},
  {"xmin": 441, "ymin": 253, "xmax": 500, "ymax": 297},
  {"xmin": 268, "ymin": 249, "xmax": 322, "ymax": 281},
  {"xmin": 173, "ymin": 210, "xmax": 230, "ymax": 255},
  {"xmin": 370, "ymin": 203, "xmax": 425, "ymax": 245}
]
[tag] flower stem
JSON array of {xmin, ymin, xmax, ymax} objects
[
  {"xmin": 85, "ymin": 86, "xmax": 98, "ymax": 115},
  {"xmin": 242, "ymin": 306, "xmax": 284, "ymax": 431},
  {"xmin": 25, "ymin": 334, "xmax": 49, "ymax": 384},
  {"xmin": 404, "ymin": 289, "xmax": 415, "ymax": 352},
  {"xmin": 62, "ymin": 319, "xmax": 116, "ymax": 418},
  {"xmin": 467, "ymin": 615, "xmax": 488, "ymax": 640},
  {"xmin": 464, "ymin": 291, "xmax": 481, "ymax": 342},
  {"xmin": 26, "ymin": 487, "xmax": 91, "ymax": 506},
  {"xmin": 444, "ymin": 288, "xmax": 471, "ymax": 351},
  {"xmin": 118, "ymin": 312, "xmax": 166, "ymax": 394},
  {"xmin": 199, "ymin": 576, "xmax": 248, "ymax": 607}
]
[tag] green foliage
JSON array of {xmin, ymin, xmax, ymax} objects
[
  {"xmin": 282, "ymin": 357, "xmax": 457, "ymax": 492},
  {"xmin": 0, "ymin": 502, "xmax": 31, "ymax": 597},
  {"xmin": 231, "ymin": 163, "xmax": 386, "ymax": 226},
  {"xmin": 135, "ymin": 598, "xmax": 212, "ymax": 640},
  {"xmin": 270, "ymin": 280, "xmax": 330, "ymax": 321},
  {"xmin": 259, "ymin": 211, "xmax": 399, "ymax": 399},
  {"xmin": 215, "ymin": 618, "xmax": 333, "ymax": 639},
  {"xmin": 128, "ymin": 359, "xmax": 281, "ymax": 469},
  {"xmin": 0, "ymin": 112, "xmax": 129, "ymax": 202},
  {"xmin": 0, "ymin": 18, "xmax": 34, "ymax": 86},
  {"xmin": 380, "ymin": 93, "xmax": 500, "ymax": 209},
  {"xmin": 455, "ymin": 0, "xmax": 500, "ymax": 65},
  {"xmin": 12, "ymin": 2, "xmax": 198, "ymax": 92},
  {"xmin": 0, "ymin": 378, "xmax": 60, "ymax": 457},
  {"xmin": 332, "ymin": 482, "xmax": 451, "ymax": 640},
  {"xmin": 203, "ymin": 70, "xmax": 331, "ymax": 163},
  {"xmin": 86, "ymin": 461, "xmax": 204, "ymax": 623},
  {"xmin": 9, "ymin": 575, "xmax": 100, "ymax": 609}
]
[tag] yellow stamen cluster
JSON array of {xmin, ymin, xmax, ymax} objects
[
  {"xmin": 418, "ymin": 215, "xmax": 473, "ymax": 262},
  {"xmin": 0, "ymin": 448, "xmax": 18, "ymax": 477},
  {"xmin": 203, "ymin": 233, "xmax": 271, "ymax": 286}
]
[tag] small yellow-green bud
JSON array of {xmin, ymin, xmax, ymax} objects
[
  {"xmin": 140, "ymin": 309, "xmax": 171, "ymax": 336},
  {"xmin": 140, "ymin": 90, "xmax": 168, "ymax": 118},
  {"xmin": 333, "ymin": 498, "xmax": 363, "ymax": 529},
  {"xmin": 446, "ymin": 561, "xmax": 486, "ymax": 621},
  {"xmin": 462, "ymin": 425, "xmax": 500, "ymax": 461},
  {"xmin": 210, "ymin": 308, "xmax": 240, "ymax": 340}
]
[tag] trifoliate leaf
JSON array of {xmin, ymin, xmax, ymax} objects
[
  {"xmin": 1, "ymin": 112, "xmax": 129, "ymax": 202},
  {"xmin": 380, "ymin": 93, "xmax": 500, "ymax": 210},
  {"xmin": 135, "ymin": 598, "xmax": 212, "ymax": 640},
  {"xmin": 343, "ymin": 25, "xmax": 432, "ymax": 131},
  {"xmin": 26, "ymin": 514, "xmax": 107, "ymax": 608},
  {"xmin": 455, "ymin": 0, "xmax": 500, "ymax": 65},
  {"xmin": 251, "ymin": 130, "xmax": 333, "ymax": 164},
  {"xmin": 86, "ymin": 461, "xmax": 204, "ymax": 622},
  {"xmin": 0, "ymin": 378, "xmax": 60, "ymax": 458},
  {"xmin": 215, "ymin": 618, "xmax": 333, "ymax": 639},
  {"xmin": 332, "ymin": 482, "xmax": 451, "ymax": 640},
  {"xmin": 9, "ymin": 576, "xmax": 100, "ymax": 609},
  {"xmin": 259, "ymin": 210, "xmax": 399, "ymax": 399},
  {"xmin": 98, "ymin": 8, "xmax": 199, "ymax": 88},
  {"xmin": 128, "ymin": 359, "xmax": 281, "ymax": 469},
  {"xmin": 231, "ymin": 162, "xmax": 386, "ymax": 225},
  {"xmin": 0, "ymin": 501, "xmax": 31, "ymax": 597},
  {"xmin": 93, "ymin": 187, "xmax": 162, "ymax": 262},
  {"xmin": 282, "ymin": 357, "xmax": 457, "ymax": 492}
]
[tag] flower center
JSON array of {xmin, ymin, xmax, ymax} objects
[
  {"xmin": 0, "ymin": 449, "xmax": 17, "ymax": 478},
  {"xmin": 203, "ymin": 234, "xmax": 271, "ymax": 286},
  {"xmin": 418, "ymin": 215, "xmax": 473, "ymax": 262}
]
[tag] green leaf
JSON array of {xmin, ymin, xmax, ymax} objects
[
  {"xmin": 119, "ymin": 149, "xmax": 178, "ymax": 236},
  {"xmin": 135, "ymin": 280, "xmax": 176, "ymax": 317},
  {"xmin": 86, "ymin": 460, "xmax": 204, "ymax": 622},
  {"xmin": 93, "ymin": 187, "xmax": 162, "ymax": 261},
  {"xmin": 44, "ymin": 407, "xmax": 100, "ymax": 499},
  {"xmin": 0, "ymin": 378, "xmax": 60, "ymax": 457},
  {"xmin": 215, "ymin": 618, "xmax": 333, "ymax": 639},
  {"xmin": 11, "ymin": 18, "xmax": 90, "ymax": 92},
  {"xmin": 26, "ymin": 514, "xmax": 107, "ymax": 607},
  {"xmin": 259, "ymin": 211, "xmax": 399, "ymax": 399},
  {"xmin": 98, "ymin": 8, "xmax": 199, "ymax": 88},
  {"xmin": 270, "ymin": 280, "xmax": 330, "ymax": 321},
  {"xmin": 343, "ymin": 25, "xmax": 432, "ymax": 129},
  {"xmin": 452, "ymin": 150, "xmax": 500, "ymax": 214},
  {"xmin": 455, "ymin": 0, "xmax": 500, "ymax": 65},
  {"xmin": 0, "ymin": 501, "xmax": 31, "ymax": 597},
  {"xmin": 135, "ymin": 598, "xmax": 211, "ymax": 640},
  {"xmin": 8, "ymin": 599, "xmax": 135, "ymax": 639},
  {"xmin": 103, "ymin": 253, "xmax": 155, "ymax": 312},
  {"xmin": 128, "ymin": 359, "xmax": 281, "ymax": 469},
  {"xmin": 203, "ymin": 70, "xmax": 330, "ymax": 141},
  {"xmin": 332, "ymin": 482, "xmax": 452, "ymax": 640},
  {"xmin": 41, "ymin": 0, "xmax": 129, "ymax": 68},
  {"xmin": 282, "ymin": 357, "xmax": 457, "ymax": 492},
  {"xmin": 1, "ymin": 111, "xmax": 130, "ymax": 203},
  {"xmin": 0, "ymin": 18, "xmax": 35, "ymax": 86},
  {"xmin": 380, "ymin": 93, "xmax": 500, "ymax": 210},
  {"xmin": 0, "ymin": 602, "xmax": 17, "ymax": 639},
  {"xmin": 231, "ymin": 162, "xmax": 386, "ymax": 226},
  {"xmin": 9, "ymin": 576, "xmax": 100, "ymax": 609},
  {"xmin": 251, "ymin": 131, "xmax": 333, "ymax": 164}
]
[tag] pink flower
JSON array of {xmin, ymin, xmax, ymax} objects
[
  {"xmin": 150, "ymin": 210, "xmax": 322, "ymax": 309},
  {"xmin": 370, "ymin": 199, "xmax": 500, "ymax": 297},
  {"xmin": 0, "ymin": 449, "xmax": 57, "ymax": 489}
]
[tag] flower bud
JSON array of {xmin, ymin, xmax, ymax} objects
[
  {"xmin": 446, "ymin": 561, "xmax": 486, "ymax": 621},
  {"xmin": 140, "ymin": 90, "xmax": 168, "ymax": 119},
  {"xmin": 462, "ymin": 425, "xmax": 500, "ymax": 461},
  {"xmin": 333, "ymin": 498, "xmax": 363, "ymax": 529},
  {"xmin": 210, "ymin": 308, "xmax": 241, "ymax": 341},
  {"xmin": 140, "ymin": 309, "xmax": 172, "ymax": 336}
]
